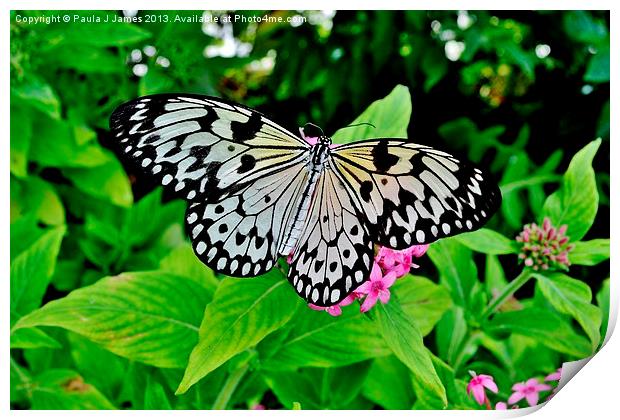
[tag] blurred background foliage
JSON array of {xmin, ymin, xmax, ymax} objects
[{"xmin": 10, "ymin": 10, "xmax": 609, "ymax": 409}]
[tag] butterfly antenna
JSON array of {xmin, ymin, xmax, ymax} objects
[{"xmin": 340, "ymin": 122, "xmax": 376, "ymax": 130}]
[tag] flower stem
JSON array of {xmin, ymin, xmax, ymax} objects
[
  {"xmin": 481, "ymin": 269, "xmax": 532, "ymax": 319},
  {"xmin": 211, "ymin": 363, "xmax": 250, "ymax": 410}
]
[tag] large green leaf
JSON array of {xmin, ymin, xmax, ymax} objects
[
  {"xmin": 332, "ymin": 84, "xmax": 411, "ymax": 142},
  {"xmin": 455, "ymin": 228, "xmax": 519, "ymax": 255},
  {"xmin": 393, "ymin": 275, "xmax": 452, "ymax": 336},
  {"xmin": 569, "ymin": 239, "xmax": 610, "ymax": 266},
  {"xmin": 29, "ymin": 369, "xmax": 116, "ymax": 409},
  {"xmin": 485, "ymin": 308, "xmax": 592, "ymax": 359},
  {"xmin": 373, "ymin": 297, "xmax": 447, "ymax": 406},
  {"xmin": 260, "ymin": 306, "xmax": 390, "ymax": 370},
  {"xmin": 10, "ymin": 227, "xmax": 65, "ymax": 316},
  {"xmin": 542, "ymin": 139, "xmax": 601, "ymax": 241},
  {"xmin": 14, "ymin": 271, "xmax": 210, "ymax": 368},
  {"xmin": 177, "ymin": 272, "xmax": 300, "ymax": 394},
  {"xmin": 534, "ymin": 272, "xmax": 602, "ymax": 350}
]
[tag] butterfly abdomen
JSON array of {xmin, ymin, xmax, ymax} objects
[{"xmin": 278, "ymin": 143, "xmax": 330, "ymax": 255}]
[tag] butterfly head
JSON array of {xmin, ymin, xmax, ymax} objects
[{"xmin": 302, "ymin": 123, "xmax": 332, "ymax": 147}]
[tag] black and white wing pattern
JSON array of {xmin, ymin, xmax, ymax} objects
[
  {"xmin": 110, "ymin": 94, "xmax": 310, "ymax": 203},
  {"xmin": 110, "ymin": 94, "xmax": 311, "ymax": 277},
  {"xmin": 288, "ymin": 165, "xmax": 374, "ymax": 306},
  {"xmin": 331, "ymin": 139, "xmax": 501, "ymax": 249}
]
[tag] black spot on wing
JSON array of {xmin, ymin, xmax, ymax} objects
[
  {"xmin": 238, "ymin": 154, "xmax": 257, "ymax": 174},
  {"xmin": 360, "ymin": 180, "xmax": 374, "ymax": 202},
  {"xmin": 231, "ymin": 111, "xmax": 263, "ymax": 141},
  {"xmin": 372, "ymin": 139, "xmax": 399, "ymax": 172}
]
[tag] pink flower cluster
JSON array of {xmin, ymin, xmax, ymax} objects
[
  {"xmin": 309, "ymin": 244, "xmax": 429, "ymax": 316},
  {"xmin": 516, "ymin": 217, "xmax": 574, "ymax": 271},
  {"xmin": 467, "ymin": 368, "xmax": 562, "ymax": 410}
]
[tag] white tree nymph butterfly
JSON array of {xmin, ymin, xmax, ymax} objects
[{"xmin": 110, "ymin": 94, "xmax": 501, "ymax": 307}]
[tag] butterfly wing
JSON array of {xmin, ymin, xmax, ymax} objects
[
  {"xmin": 110, "ymin": 94, "xmax": 312, "ymax": 277},
  {"xmin": 110, "ymin": 94, "xmax": 310, "ymax": 203},
  {"xmin": 288, "ymin": 164, "xmax": 374, "ymax": 306},
  {"xmin": 186, "ymin": 159, "xmax": 311, "ymax": 277},
  {"xmin": 331, "ymin": 139, "xmax": 501, "ymax": 249}
]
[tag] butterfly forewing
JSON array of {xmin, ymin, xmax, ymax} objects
[
  {"xmin": 331, "ymin": 139, "xmax": 501, "ymax": 249},
  {"xmin": 109, "ymin": 94, "xmax": 309, "ymax": 203},
  {"xmin": 288, "ymin": 165, "xmax": 374, "ymax": 306}
]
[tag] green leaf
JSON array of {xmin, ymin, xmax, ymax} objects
[
  {"xmin": 427, "ymin": 238, "xmax": 478, "ymax": 308},
  {"xmin": 332, "ymin": 84, "xmax": 411, "ymax": 142},
  {"xmin": 485, "ymin": 308, "xmax": 592, "ymax": 359},
  {"xmin": 14, "ymin": 271, "xmax": 210, "ymax": 368},
  {"xmin": 29, "ymin": 369, "xmax": 116, "ymax": 409},
  {"xmin": 11, "ymin": 76, "xmax": 61, "ymax": 119},
  {"xmin": 177, "ymin": 272, "xmax": 300, "ymax": 394},
  {"xmin": 144, "ymin": 374, "xmax": 172, "ymax": 409},
  {"xmin": 11, "ymin": 358, "xmax": 32, "ymax": 404},
  {"xmin": 10, "ymin": 327, "xmax": 62, "ymax": 349},
  {"xmin": 393, "ymin": 275, "xmax": 452, "ymax": 336},
  {"xmin": 362, "ymin": 356, "xmax": 414, "ymax": 409},
  {"xmin": 63, "ymin": 157, "xmax": 133, "ymax": 207},
  {"xmin": 10, "ymin": 227, "xmax": 65, "ymax": 316},
  {"xmin": 373, "ymin": 297, "xmax": 447, "ymax": 406},
  {"xmin": 485, "ymin": 254, "xmax": 508, "ymax": 295},
  {"xmin": 42, "ymin": 45, "xmax": 125, "ymax": 74},
  {"xmin": 534, "ymin": 272, "xmax": 602, "ymax": 350},
  {"xmin": 570, "ymin": 239, "xmax": 610, "ymax": 266},
  {"xmin": 597, "ymin": 279, "xmax": 610, "ymax": 343},
  {"xmin": 542, "ymin": 139, "xmax": 601, "ymax": 241},
  {"xmin": 455, "ymin": 228, "xmax": 519, "ymax": 255},
  {"xmin": 260, "ymin": 306, "xmax": 389, "ymax": 370}
]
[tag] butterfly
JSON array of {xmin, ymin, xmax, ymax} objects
[{"xmin": 110, "ymin": 94, "xmax": 501, "ymax": 307}]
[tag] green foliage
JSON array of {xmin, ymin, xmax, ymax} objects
[{"xmin": 10, "ymin": 9, "xmax": 609, "ymax": 411}]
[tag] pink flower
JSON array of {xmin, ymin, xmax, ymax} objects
[
  {"xmin": 355, "ymin": 263, "xmax": 397, "ymax": 312},
  {"xmin": 516, "ymin": 217, "xmax": 574, "ymax": 271},
  {"xmin": 508, "ymin": 378, "xmax": 552, "ymax": 407},
  {"xmin": 308, "ymin": 292, "xmax": 359, "ymax": 316},
  {"xmin": 251, "ymin": 404, "xmax": 265, "ymax": 410},
  {"xmin": 466, "ymin": 371, "xmax": 498, "ymax": 405},
  {"xmin": 545, "ymin": 368, "xmax": 562, "ymax": 382},
  {"xmin": 495, "ymin": 402, "xmax": 507, "ymax": 410},
  {"xmin": 375, "ymin": 244, "xmax": 429, "ymax": 277}
]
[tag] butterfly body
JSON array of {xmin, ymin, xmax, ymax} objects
[{"xmin": 110, "ymin": 94, "xmax": 501, "ymax": 307}]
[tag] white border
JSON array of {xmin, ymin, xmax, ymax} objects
[{"xmin": 4, "ymin": 2, "xmax": 617, "ymax": 419}]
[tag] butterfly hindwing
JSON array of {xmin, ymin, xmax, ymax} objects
[
  {"xmin": 110, "ymin": 94, "xmax": 309, "ymax": 203},
  {"xmin": 288, "ymin": 165, "xmax": 374, "ymax": 306},
  {"xmin": 331, "ymin": 139, "xmax": 501, "ymax": 249}
]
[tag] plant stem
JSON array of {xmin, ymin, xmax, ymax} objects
[
  {"xmin": 211, "ymin": 364, "xmax": 250, "ymax": 410},
  {"xmin": 481, "ymin": 269, "xmax": 532, "ymax": 319}
]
